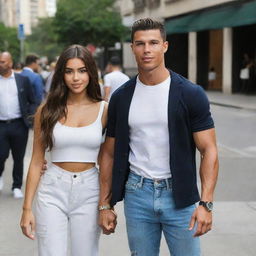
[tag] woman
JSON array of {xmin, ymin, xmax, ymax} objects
[{"xmin": 20, "ymin": 45, "xmax": 107, "ymax": 256}]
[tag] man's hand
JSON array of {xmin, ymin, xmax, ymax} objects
[
  {"xmin": 189, "ymin": 206, "xmax": 212, "ymax": 237},
  {"xmin": 40, "ymin": 159, "xmax": 47, "ymax": 176},
  {"xmin": 99, "ymin": 209, "xmax": 117, "ymax": 235}
]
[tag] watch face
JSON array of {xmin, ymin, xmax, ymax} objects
[{"xmin": 206, "ymin": 202, "xmax": 213, "ymax": 211}]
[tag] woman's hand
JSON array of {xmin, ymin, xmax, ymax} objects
[{"xmin": 20, "ymin": 209, "xmax": 36, "ymax": 240}]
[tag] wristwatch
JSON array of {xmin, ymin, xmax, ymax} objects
[
  {"xmin": 98, "ymin": 204, "xmax": 111, "ymax": 211},
  {"xmin": 199, "ymin": 201, "xmax": 213, "ymax": 212}
]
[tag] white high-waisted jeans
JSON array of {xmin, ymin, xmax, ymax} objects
[{"xmin": 35, "ymin": 164, "xmax": 100, "ymax": 256}]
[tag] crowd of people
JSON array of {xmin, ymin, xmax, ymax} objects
[{"xmin": 0, "ymin": 18, "xmax": 219, "ymax": 256}]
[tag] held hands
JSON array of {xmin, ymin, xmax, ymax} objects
[
  {"xmin": 40, "ymin": 159, "xmax": 48, "ymax": 176},
  {"xmin": 189, "ymin": 206, "xmax": 212, "ymax": 237},
  {"xmin": 99, "ymin": 209, "xmax": 117, "ymax": 235},
  {"xmin": 20, "ymin": 209, "xmax": 36, "ymax": 240}
]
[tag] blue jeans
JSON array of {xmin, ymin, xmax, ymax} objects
[{"xmin": 124, "ymin": 171, "xmax": 200, "ymax": 256}]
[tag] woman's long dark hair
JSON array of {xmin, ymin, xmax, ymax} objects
[{"xmin": 40, "ymin": 45, "xmax": 102, "ymax": 150}]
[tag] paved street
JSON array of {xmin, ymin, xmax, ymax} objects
[{"xmin": 0, "ymin": 92, "xmax": 256, "ymax": 256}]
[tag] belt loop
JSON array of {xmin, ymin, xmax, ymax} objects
[
  {"xmin": 165, "ymin": 179, "xmax": 170, "ymax": 190},
  {"xmin": 138, "ymin": 176, "xmax": 144, "ymax": 188},
  {"xmin": 52, "ymin": 165, "xmax": 62, "ymax": 180}
]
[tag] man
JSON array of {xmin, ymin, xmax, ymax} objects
[
  {"xmin": 99, "ymin": 18, "xmax": 218, "ymax": 256},
  {"xmin": 0, "ymin": 52, "xmax": 37, "ymax": 198},
  {"xmin": 21, "ymin": 54, "xmax": 44, "ymax": 104},
  {"xmin": 103, "ymin": 56, "xmax": 129, "ymax": 101}
]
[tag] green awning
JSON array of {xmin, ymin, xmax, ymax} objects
[{"xmin": 165, "ymin": 0, "xmax": 256, "ymax": 34}]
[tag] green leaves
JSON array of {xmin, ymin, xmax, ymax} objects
[
  {"xmin": 24, "ymin": 0, "xmax": 127, "ymax": 61},
  {"xmin": 0, "ymin": 23, "xmax": 20, "ymax": 62},
  {"xmin": 26, "ymin": 18, "xmax": 63, "ymax": 62},
  {"xmin": 54, "ymin": 0, "xmax": 126, "ymax": 47}
]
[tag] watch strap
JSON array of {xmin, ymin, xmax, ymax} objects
[
  {"xmin": 98, "ymin": 204, "xmax": 111, "ymax": 211},
  {"xmin": 199, "ymin": 201, "xmax": 213, "ymax": 211}
]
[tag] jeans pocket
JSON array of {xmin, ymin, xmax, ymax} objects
[
  {"xmin": 38, "ymin": 174, "xmax": 57, "ymax": 194},
  {"xmin": 40, "ymin": 173, "xmax": 57, "ymax": 185},
  {"xmin": 125, "ymin": 181, "xmax": 138, "ymax": 193}
]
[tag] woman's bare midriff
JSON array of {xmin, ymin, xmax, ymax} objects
[{"xmin": 52, "ymin": 162, "xmax": 96, "ymax": 172}]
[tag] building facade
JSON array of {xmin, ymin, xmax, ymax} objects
[
  {"xmin": 0, "ymin": 0, "xmax": 17, "ymax": 28},
  {"xmin": 0, "ymin": 0, "xmax": 56, "ymax": 35},
  {"xmin": 119, "ymin": 0, "xmax": 256, "ymax": 94}
]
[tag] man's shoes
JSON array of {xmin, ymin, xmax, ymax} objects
[
  {"xmin": 0, "ymin": 176, "xmax": 3, "ymax": 191},
  {"xmin": 13, "ymin": 188, "xmax": 24, "ymax": 199}
]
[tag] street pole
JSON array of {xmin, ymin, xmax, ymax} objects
[
  {"xmin": 18, "ymin": 23, "xmax": 25, "ymax": 63},
  {"xmin": 20, "ymin": 38, "xmax": 24, "ymax": 63}
]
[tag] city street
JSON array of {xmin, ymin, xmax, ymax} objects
[{"xmin": 0, "ymin": 93, "xmax": 256, "ymax": 256}]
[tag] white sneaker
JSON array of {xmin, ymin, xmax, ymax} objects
[
  {"xmin": 13, "ymin": 188, "xmax": 24, "ymax": 199},
  {"xmin": 0, "ymin": 176, "xmax": 3, "ymax": 191}
]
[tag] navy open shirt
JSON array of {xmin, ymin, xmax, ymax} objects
[{"xmin": 106, "ymin": 70, "xmax": 214, "ymax": 209}]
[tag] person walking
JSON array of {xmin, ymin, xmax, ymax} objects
[
  {"xmin": 21, "ymin": 54, "xmax": 44, "ymax": 105},
  {"xmin": 103, "ymin": 56, "xmax": 129, "ymax": 101},
  {"xmin": 20, "ymin": 45, "xmax": 107, "ymax": 256},
  {"xmin": 0, "ymin": 52, "xmax": 36, "ymax": 198},
  {"xmin": 99, "ymin": 18, "xmax": 219, "ymax": 256}
]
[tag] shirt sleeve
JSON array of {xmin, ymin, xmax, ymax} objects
[
  {"xmin": 106, "ymin": 93, "xmax": 117, "ymax": 137},
  {"xmin": 34, "ymin": 75, "xmax": 45, "ymax": 103},
  {"xmin": 104, "ymin": 74, "xmax": 111, "ymax": 87},
  {"xmin": 189, "ymin": 86, "xmax": 215, "ymax": 132}
]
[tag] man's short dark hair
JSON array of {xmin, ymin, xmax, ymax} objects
[
  {"xmin": 131, "ymin": 18, "xmax": 166, "ymax": 42},
  {"xmin": 109, "ymin": 56, "xmax": 121, "ymax": 66},
  {"xmin": 25, "ymin": 54, "xmax": 39, "ymax": 66}
]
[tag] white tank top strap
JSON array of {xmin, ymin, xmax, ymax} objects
[{"xmin": 96, "ymin": 101, "xmax": 105, "ymax": 122}]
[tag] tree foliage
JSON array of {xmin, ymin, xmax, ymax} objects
[
  {"xmin": 26, "ymin": 18, "xmax": 64, "ymax": 61},
  {"xmin": 0, "ymin": 23, "xmax": 20, "ymax": 62},
  {"xmin": 54, "ymin": 0, "xmax": 127, "ymax": 47}
]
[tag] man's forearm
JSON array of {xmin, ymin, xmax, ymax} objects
[
  {"xmin": 104, "ymin": 87, "xmax": 110, "ymax": 102},
  {"xmin": 199, "ymin": 147, "xmax": 219, "ymax": 201},
  {"xmin": 99, "ymin": 154, "xmax": 114, "ymax": 205}
]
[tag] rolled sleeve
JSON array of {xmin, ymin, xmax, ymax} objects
[{"xmin": 189, "ymin": 86, "xmax": 214, "ymax": 132}]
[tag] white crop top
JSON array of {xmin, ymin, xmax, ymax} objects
[{"xmin": 51, "ymin": 101, "xmax": 105, "ymax": 163}]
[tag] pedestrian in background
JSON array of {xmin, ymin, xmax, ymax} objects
[
  {"xmin": 103, "ymin": 56, "xmax": 129, "ymax": 101},
  {"xmin": 21, "ymin": 54, "xmax": 44, "ymax": 105},
  {"xmin": 13, "ymin": 62, "xmax": 24, "ymax": 73},
  {"xmin": 208, "ymin": 66, "xmax": 216, "ymax": 89},
  {"xmin": 239, "ymin": 53, "xmax": 256, "ymax": 94},
  {"xmin": 44, "ymin": 61, "xmax": 56, "ymax": 95},
  {"xmin": 99, "ymin": 18, "xmax": 219, "ymax": 256},
  {"xmin": 20, "ymin": 45, "xmax": 108, "ymax": 256},
  {"xmin": 0, "ymin": 52, "xmax": 36, "ymax": 198}
]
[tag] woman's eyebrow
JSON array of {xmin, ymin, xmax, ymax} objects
[{"xmin": 65, "ymin": 66, "xmax": 86, "ymax": 70}]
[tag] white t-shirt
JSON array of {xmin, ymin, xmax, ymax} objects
[
  {"xmin": 128, "ymin": 76, "xmax": 171, "ymax": 179},
  {"xmin": 104, "ymin": 70, "xmax": 129, "ymax": 100}
]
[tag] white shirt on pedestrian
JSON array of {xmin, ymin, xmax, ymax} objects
[
  {"xmin": 128, "ymin": 76, "xmax": 171, "ymax": 179},
  {"xmin": 104, "ymin": 70, "xmax": 129, "ymax": 100},
  {"xmin": 0, "ymin": 71, "xmax": 21, "ymax": 120}
]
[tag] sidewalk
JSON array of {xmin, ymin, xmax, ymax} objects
[
  {"xmin": 205, "ymin": 90, "xmax": 256, "ymax": 256},
  {"xmin": 206, "ymin": 91, "xmax": 256, "ymax": 111}
]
